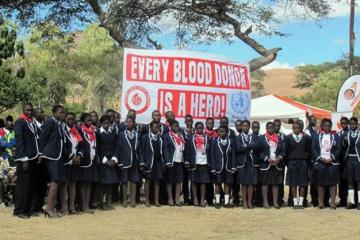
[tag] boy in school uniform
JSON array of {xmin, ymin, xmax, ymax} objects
[
  {"xmin": 273, "ymin": 119, "xmax": 286, "ymax": 207},
  {"xmin": 337, "ymin": 117, "xmax": 350, "ymax": 207}
]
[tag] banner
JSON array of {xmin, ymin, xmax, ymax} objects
[
  {"xmin": 336, "ymin": 75, "xmax": 360, "ymax": 112},
  {"xmin": 121, "ymin": 48, "xmax": 251, "ymax": 126}
]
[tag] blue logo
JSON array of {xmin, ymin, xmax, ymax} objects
[{"xmin": 231, "ymin": 92, "xmax": 250, "ymax": 115}]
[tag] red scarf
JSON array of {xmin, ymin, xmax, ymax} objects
[
  {"xmin": 204, "ymin": 128, "xmax": 218, "ymax": 138},
  {"xmin": 20, "ymin": 114, "xmax": 32, "ymax": 122},
  {"xmin": 81, "ymin": 124, "xmax": 95, "ymax": 142},
  {"xmin": 69, "ymin": 126, "xmax": 83, "ymax": 142},
  {"xmin": 266, "ymin": 131, "xmax": 279, "ymax": 143},
  {"xmin": 194, "ymin": 133, "xmax": 206, "ymax": 150},
  {"xmin": 170, "ymin": 131, "xmax": 185, "ymax": 145}
]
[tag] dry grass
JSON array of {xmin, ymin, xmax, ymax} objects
[{"xmin": 1, "ymin": 204, "xmax": 360, "ymax": 240}]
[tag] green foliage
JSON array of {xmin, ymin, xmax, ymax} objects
[{"xmin": 64, "ymin": 103, "xmax": 86, "ymax": 117}]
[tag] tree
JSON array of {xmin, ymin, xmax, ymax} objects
[{"xmin": 1, "ymin": 0, "xmax": 333, "ymax": 71}]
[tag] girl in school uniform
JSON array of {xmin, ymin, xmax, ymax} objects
[
  {"xmin": 78, "ymin": 113, "xmax": 99, "ymax": 214},
  {"xmin": 117, "ymin": 116, "xmax": 141, "ymax": 208},
  {"xmin": 258, "ymin": 121, "xmax": 285, "ymax": 209},
  {"xmin": 163, "ymin": 120, "xmax": 185, "ymax": 206},
  {"xmin": 38, "ymin": 104, "xmax": 67, "ymax": 218},
  {"xmin": 204, "ymin": 117, "xmax": 218, "ymax": 139},
  {"xmin": 285, "ymin": 121, "xmax": 312, "ymax": 209},
  {"xmin": 235, "ymin": 120, "xmax": 259, "ymax": 209},
  {"xmin": 62, "ymin": 112, "xmax": 83, "ymax": 215},
  {"xmin": 187, "ymin": 122, "xmax": 211, "ymax": 207},
  {"xmin": 311, "ymin": 118, "xmax": 341, "ymax": 209},
  {"xmin": 342, "ymin": 117, "xmax": 360, "ymax": 209},
  {"xmin": 96, "ymin": 115, "xmax": 119, "ymax": 210},
  {"xmin": 140, "ymin": 121, "xmax": 164, "ymax": 207},
  {"xmin": 210, "ymin": 125, "xmax": 236, "ymax": 208}
]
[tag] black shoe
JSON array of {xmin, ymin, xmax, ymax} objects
[
  {"xmin": 346, "ymin": 203, "xmax": 356, "ymax": 209},
  {"xmin": 14, "ymin": 213, "xmax": 30, "ymax": 219},
  {"xmin": 214, "ymin": 203, "xmax": 221, "ymax": 209}
]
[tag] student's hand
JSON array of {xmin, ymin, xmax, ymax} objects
[
  {"xmin": 139, "ymin": 166, "xmax": 145, "ymax": 173},
  {"xmin": 165, "ymin": 164, "xmax": 172, "ymax": 169},
  {"xmin": 184, "ymin": 163, "xmax": 190, "ymax": 169},
  {"xmin": 22, "ymin": 161, "xmax": 29, "ymax": 171},
  {"xmin": 37, "ymin": 157, "xmax": 43, "ymax": 164},
  {"xmin": 73, "ymin": 156, "xmax": 81, "ymax": 166}
]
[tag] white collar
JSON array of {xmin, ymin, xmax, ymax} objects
[{"xmin": 100, "ymin": 127, "xmax": 110, "ymax": 133}]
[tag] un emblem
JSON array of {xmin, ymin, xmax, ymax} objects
[{"xmin": 231, "ymin": 92, "xmax": 250, "ymax": 115}]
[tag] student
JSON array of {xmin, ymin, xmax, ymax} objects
[
  {"xmin": 96, "ymin": 115, "xmax": 119, "ymax": 210},
  {"xmin": 258, "ymin": 121, "xmax": 285, "ymax": 209},
  {"xmin": 183, "ymin": 114, "xmax": 195, "ymax": 137},
  {"xmin": 285, "ymin": 121, "xmax": 312, "ymax": 209},
  {"xmin": 187, "ymin": 122, "xmax": 211, "ymax": 207},
  {"xmin": 63, "ymin": 112, "xmax": 82, "ymax": 215},
  {"xmin": 140, "ymin": 121, "xmax": 164, "ymax": 207},
  {"xmin": 235, "ymin": 120, "xmax": 259, "ymax": 209},
  {"xmin": 220, "ymin": 116, "xmax": 236, "ymax": 139},
  {"xmin": 342, "ymin": 117, "xmax": 360, "ymax": 209},
  {"xmin": 338, "ymin": 117, "xmax": 350, "ymax": 207},
  {"xmin": 13, "ymin": 103, "xmax": 40, "ymax": 218},
  {"xmin": 117, "ymin": 116, "xmax": 141, "ymax": 208},
  {"xmin": 204, "ymin": 117, "xmax": 218, "ymax": 139},
  {"xmin": 0, "ymin": 116, "xmax": 15, "ymax": 160},
  {"xmin": 90, "ymin": 111, "xmax": 100, "ymax": 130},
  {"xmin": 163, "ymin": 120, "xmax": 185, "ymax": 206},
  {"xmin": 273, "ymin": 119, "xmax": 285, "ymax": 207},
  {"xmin": 144, "ymin": 110, "xmax": 166, "ymax": 136},
  {"xmin": 39, "ymin": 104, "xmax": 67, "ymax": 218},
  {"xmin": 251, "ymin": 121, "xmax": 263, "ymax": 207},
  {"xmin": 164, "ymin": 111, "xmax": 176, "ymax": 132},
  {"xmin": 235, "ymin": 119, "xmax": 242, "ymax": 136},
  {"xmin": 311, "ymin": 118, "xmax": 341, "ymax": 209},
  {"xmin": 78, "ymin": 113, "xmax": 99, "ymax": 214},
  {"xmin": 210, "ymin": 125, "xmax": 236, "ymax": 208}
]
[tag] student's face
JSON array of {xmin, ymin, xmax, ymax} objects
[
  {"xmin": 218, "ymin": 128, "xmax": 227, "ymax": 138},
  {"xmin": 235, "ymin": 121, "xmax": 242, "ymax": 132},
  {"xmin": 185, "ymin": 117, "xmax": 193, "ymax": 128},
  {"xmin": 106, "ymin": 112, "xmax": 115, "ymax": 123},
  {"xmin": 65, "ymin": 114, "xmax": 75, "ymax": 127},
  {"xmin": 84, "ymin": 116, "xmax": 92, "ymax": 128},
  {"xmin": 274, "ymin": 122, "xmax": 281, "ymax": 133},
  {"xmin": 33, "ymin": 108, "xmax": 45, "ymax": 121},
  {"xmin": 166, "ymin": 111, "xmax": 175, "ymax": 122},
  {"xmin": 54, "ymin": 108, "xmax": 65, "ymax": 121},
  {"xmin": 266, "ymin": 124, "xmax": 275, "ymax": 134},
  {"xmin": 195, "ymin": 124, "xmax": 204, "ymax": 134},
  {"xmin": 127, "ymin": 110, "xmax": 136, "ymax": 120},
  {"xmin": 152, "ymin": 111, "xmax": 161, "ymax": 123},
  {"xmin": 114, "ymin": 113, "xmax": 121, "ymax": 124},
  {"xmin": 126, "ymin": 118, "xmax": 135, "ymax": 130},
  {"xmin": 23, "ymin": 105, "xmax": 34, "ymax": 118},
  {"xmin": 151, "ymin": 123, "xmax": 160, "ymax": 134},
  {"xmin": 323, "ymin": 122, "xmax": 332, "ymax": 133},
  {"xmin": 252, "ymin": 123, "xmax": 260, "ymax": 134},
  {"xmin": 309, "ymin": 116, "xmax": 317, "ymax": 127},
  {"xmin": 293, "ymin": 124, "xmax": 301, "ymax": 135},
  {"xmin": 341, "ymin": 120, "xmax": 349, "ymax": 130},
  {"xmin": 206, "ymin": 119, "xmax": 214, "ymax": 130},
  {"xmin": 241, "ymin": 122, "xmax": 250, "ymax": 133},
  {"xmin": 5, "ymin": 121, "xmax": 13, "ymax": 129},
  {"xmin": 76, "ymin": 121, "xmax": 82, "ymax": 129},
  {"xmin": 349, "ymin": 120, "xmax": 358, "ymax": 131},
  {"xmin": 297, "ymin": 120, "xmax": 304, "ymax": 130},
  {"xmin": 101, "ymin": 119, "xmax": 111, "ymax": 130},
  {"xmin": 90, "ymin": 112, "xmax": 98, "ymax": 124},
  {"xmin": 170, "ymin": 123, "xmax": 179, "ymax": 133},
  {"xmin": 220, "ymin": 118, "xmax": 229, "ymax": 127}
]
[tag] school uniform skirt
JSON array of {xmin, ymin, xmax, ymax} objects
[
  {"xmin": 212, "ymin": 170, "xmax": 234, "ymax": 184},
  {"xmin": 190, "ymin": 165, "xmax": 211, "ymax": 183},
  {"xmin": 312, "ymin": 163, "xmax": 339, "ymax": 186},
  {"xmin": 119, "ymin": 164, "xmax": 141, "ymax": 183},
  {"xmin": 239, "ymin": 160, "xmax": 258, "ymax": 185},
  {"xmin": 165, "ymin": 162, "xmax": 184, "ymax": 184},
  {"xmin": 46, "ymin": 159, "xmax": 67, "ymax": 183},
  {"xmin": 99, "ymin": 164, "xmax": 119, "ymax": 184},
  {"xmin": 286, "ymin": 160, "xmax": 309, "ymax": 187},
  {"xmin": 343, "ymin": 156, "xmax": 360, "ymax": 181},
  {"xmin": 146, "ymin": 159, "xmax": 164, "ymax": 180},
  {"xmin": 65, "ymin": 165, "xmax": 82, "ymax": 182},
  {"xmin": 80, "ymin": 164, "xmax": 99, "ymax": 183},
  {"xmin": 259, "ymin": 166, "xmax": 283, "ymax": 185}
]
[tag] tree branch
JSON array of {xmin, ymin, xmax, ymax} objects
[{"xmin": 146, "ymin": 36, "xmax": 163, "ymax": 50}]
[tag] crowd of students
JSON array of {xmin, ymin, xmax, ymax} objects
[{"xmin": 4, "ymin": 102, "xmax": 360, "ymax": 219}]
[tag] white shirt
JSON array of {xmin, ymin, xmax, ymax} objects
[
  {"xmin": 269, "ymin": 141, "xmax": 277, "ymax": 160},
  {"xmin": 173, "ymin": 142, "xmax": 184, "ymax": 163},
  {"xmin": 320, "ymin": 134, "xmax": 332, "ymax": 159},
  {"xmin": 67, "ymin": 126, "xmax": 79, "ymax": 157},
  {"xmin": 195, "ymin": 148, "xmax": 207, "ymax": 165},
  {"xmin": 292, "ymin": 133, "xmax": 303, "ymax": 143}
]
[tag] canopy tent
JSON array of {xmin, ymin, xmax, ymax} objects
[{"xmin": 250, "ymin": 94, "xmax": 331, "ymax": 134}]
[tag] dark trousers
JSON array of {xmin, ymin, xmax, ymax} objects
[
  {"xmin": 338, "ymin": 161, "xmax": 348, "ymax": 206},
  {"xmin": 206, "ymin": 183, "xmax": 214, "ymax": 205},
  {"xmin": 14, "ymin": 160, "xmax": 37, "ymax": 216},
  {"xmin": 183, "ymin": 170, "xmax": 190, "ymax": 204},
  {"xmin": 32, "ymin": 161, "xmax": 48, "ymax": 212}
]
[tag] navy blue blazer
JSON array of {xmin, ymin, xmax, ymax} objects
[
  {"xmin": 162, "ymin": 132, "xmax": 186, "ymax": 167},
  {"xmin": 209, "ymin": 137, "xmax": 236, "ymax": 174},
  {"xmin": 185, "ymin": 134, "xmax": 211, "ymax": 170},
  {"xmin": 78, "ymin": 127, "xmax": 97, "ymax": 168},
  {"xmin": 139, "ymin": 132, "xmax": 164, "ymax": 172},
  {"xmin": 116, "ymin": 130, "xmax": 140, "ymax": 168},
  {"xmin": 257, "ymin": 135, "xmax": 286, "ymax": 171},
  {"xmin": 343, "ymin": 130, "xmax": 360, "ymax": 162},
  {"xmin": 96, "ymin": 130, "xmax": 118, "ymax": 164},
  {"xmin": 284, "ymin": 133, "xmax": 312, "ymax": 164},
  {"xmin": 311, "ymin": 132, "xmax": 341, "ymax": 165},
  {"xmin": 38, "ymin": 118, "xmax": 64, "ymax": 161},
  {"xmin": 14, "ymin": 118, "xmax": 39, "ymax": 161},
  {"xmin": 143, "ymin": 123, "xmax": 166, "ymax": 136},
  {"xmin": 234, "ymin": 133, "xmax": 259, "ymax": 168},
  {"xmin": 63, "ymin": 126, "xmax": 83, "ymax": 165}
]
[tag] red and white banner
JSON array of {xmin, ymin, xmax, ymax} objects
[{"xmin": 121, "ymin": 48, "xmax": 251, "ymax": 126}]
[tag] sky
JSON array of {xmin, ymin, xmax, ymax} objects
[{"xmin": 156, "ymin": 1, "xmax": 360, "ymax": 70}]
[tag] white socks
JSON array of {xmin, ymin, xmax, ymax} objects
[
  {"xmin": 349, "ymin": 189, "xmax": 355, "ymax": 204},
  {"xmin": 293, "ymin": 198, "xmax": 298, "ymax": 206},
  {"xmin": 293, "ymin": 197, "xmax": 304, "ymax": 206},
  {"xmin": 357, "ymin": 191, "xmax": 360, "ymax": 204},
  {"xmin": 215, "ymin": 194, "xmax": 221, "ymax": 204},
  {"xmin": 299, "ymin": 197, "xmax": 304, "ymax": 206},
  {"xmin": 224, "ymin": 195, "xmax": 230, "ymax": 205}
]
